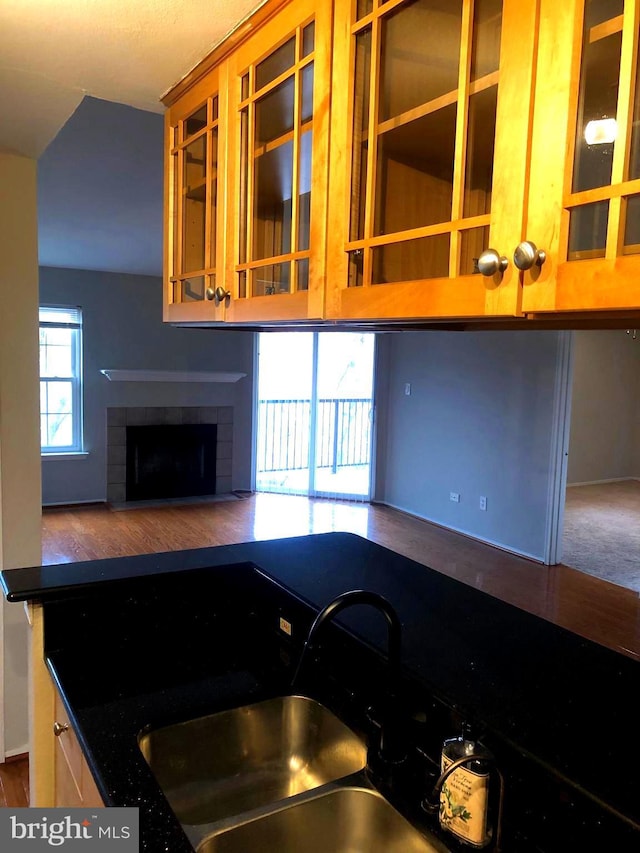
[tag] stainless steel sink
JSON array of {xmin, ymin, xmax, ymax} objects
[
  {"xmin": 198, "ymin": 786, "xmax": 449, "ymax": 853},
  {"xmin": 138, "ymin": 695, "xmax": 367, "ymax": 825}
]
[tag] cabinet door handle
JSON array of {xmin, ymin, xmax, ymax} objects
[
  {"xmin": 53, "ymin": 721, "xmax": 69, "ymax": 737},
  {"xmin": 513, "ymin": 241, "xmax": 546, "ymax": 270},
  {"xmin": 212, "ymin": 286, "xmax": 231, "ymax": 306},
  {"xmin": 476, "ymin": 249, "xmax": 508, "ymax": 276}
]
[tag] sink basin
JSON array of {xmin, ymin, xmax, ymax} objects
[
  {"xmin": 198, "ymin": 786, "xmax": 449, "ymax": 853},
  {"xmin": 138, "ymin": 695, "xmax": 367, "ymax": 825}
]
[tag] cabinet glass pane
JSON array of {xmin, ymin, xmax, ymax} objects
[
  {"xmin": 256, "ymin": 37, "xmax": 296, "ymax": 90},
  {"xmin": 210, "ymin": 128, "xmax": 218, "ymax": 268},
  {"xmin": 302, "ymin": 22, "xmax": 315, "ymax": 57},
  {"xmin": 253, "ymin": 140, "xmax": 293, "ymax": 259},
  {"xmin": 356, "ymin": 0, "xmax": 373, "ymax": 20},
  {"xmin": 182, "ymin": 136, "xmax": 206, "ymax": 272},
  {"xmin": 252, "ymin": 263, "xmax": 291, "ymax": 296},
  {"xmin": 350, "ymin": 27, "xmax": 372, "ymax": 241},
  {"xmin": 239, "ymin": 109, "xmax": 249, "ymax": 264},
  {"xmin": 584, "ymin": 0, "xmax": 623, "ymax": 29},
  {"xmin": 379, "ymin": 0, "xmax": 462, "ymax": 122},
  {"xmin": 184, "ymin": 105, "xmax": 207, "ymax": 139},
  {"xmin": 376, "ymin": 103, "xmax": 456, "ymax": 235},
  {"xmin": 297, "ymin": 258, "xmax": 309, "ymax": 291},
  {"xmin": 628, "ymin": 48, "xmax": 640, "ymax": 179},
  {"xmin": 256, "ymin": 77, "xmax": 295, "ymax": 146},
  {"xmin": 568, "ymin": 201, "xmax": 609, "ymax": 259},
  {"xmin": 372, "ymin": 234, "xmax": 450, "ymax": 283},
  {"xmin": 460, "ymin": 226, "xmax": 490, "ymax": 275},
  {"xmin": 623, "ymin": 195, "xmax": 640, "ymax": 252},
  {"xmin": 299, "ymin": 130, "xmax": 312, "ymax": 251},
  {"xmin": 470, "ymin": 0, "xmax": 502, "ymax": 82},
  {"xmin": 301, "ymin": 63, "xmax": 314, "ymax": 124},
  {"xmin": 572, "ymin": 27, "xmax": 622, "ymax": 192},
  {"xmin": 175, "ymin": 276, "xmax": 206, "ymax": 302},
  {"xmin": 463, "ymin": 86, "xmax": 497, "ymax": 218}
]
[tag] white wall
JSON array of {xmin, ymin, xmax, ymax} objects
[
  {"xmin": 0, "ymin": 153, "xmax": 42, "ymax": 757},
  {"xmin": 40, "ymin": 267, "xmax": 255, "ymax": 503},
  {"xmin": 567, "ymin": 330, "xmax": 640, "ymax": 485},
  {"xmin": 377, "ymin": 330, "xmax": 565, "ymax": 561}
]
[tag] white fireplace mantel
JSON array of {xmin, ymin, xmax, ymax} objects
[{"xmin": 100, "ymin": 369, "xmax": 246, "ymax": 383}]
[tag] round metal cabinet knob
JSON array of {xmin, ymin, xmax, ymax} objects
[
  {"xmin": 213, "ymin": 286, "xmax": 231, "ymax": 307},
  {"xmin": 513, "ymin": 241, "xmax": 546, "ymax": 271},
  {"xmin": 53, "ymin": 721, "xmax": 69, "ymax": 737},
  {"xmin": 476, "ymin": 249, "xmax": 509, "ymax": 277},
  {"xmin": 205, "ymin": 287, "xmax": 216, "ymax": 301}
]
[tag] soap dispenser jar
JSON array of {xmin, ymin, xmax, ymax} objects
[{"xmin": 439, "ymin": 724, "xmax": 494, "ymax": 848}]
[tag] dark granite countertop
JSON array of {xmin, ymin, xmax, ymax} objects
[{"xmin": 3, "ymin": 533, "xmax": 640, "ymax": 852}]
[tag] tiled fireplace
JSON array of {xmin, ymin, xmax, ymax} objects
[{"xmin": 106, "ymin": 406, "xmax": 233, "ymax": 504}]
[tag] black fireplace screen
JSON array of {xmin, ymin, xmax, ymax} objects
[{"xmin": 126, "ymin": 424, "xmax": 217, "ymax": 501}]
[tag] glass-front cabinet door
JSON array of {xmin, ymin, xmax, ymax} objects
[
  {"xmin": 224, "ymin": 0, "xmax": 332, "ymax": 322},
  {"xmin": 326, "ymin": 0, "xmax": 539, "ymax": 321},
  {"xmin": 164, "ymin": 67, "xmax": 227, "ymax": 323},
  {"xmin": 523, "ymin": 0, "xmax": 640, "ymax": 313}
]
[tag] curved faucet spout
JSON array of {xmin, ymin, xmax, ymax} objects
[{"xmin": 291, "ymin": 589, "xmax": 402, "ymax": 692}]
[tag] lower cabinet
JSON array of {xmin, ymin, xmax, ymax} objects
[{"xmin": 53, "ymin": 687, "xmax": 103, "ymax": 808}]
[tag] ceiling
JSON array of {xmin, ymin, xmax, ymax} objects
[{"xmin": 1, "ymin": 0, "xmax": 262, "ymax": 277}]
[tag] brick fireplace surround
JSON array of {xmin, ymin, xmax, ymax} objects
[{"xmin": 106, "ymin": 406, "xmax": 233, "ymax": 504}]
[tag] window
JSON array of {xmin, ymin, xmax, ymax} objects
[{"xmin": 39, "ymin": 306, "xmax": 83, "ymax": 453}]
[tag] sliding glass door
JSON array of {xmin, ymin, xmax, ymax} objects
[{"xmin": 255, "ymin": 331, "xmax": 375, "ymax": 499}]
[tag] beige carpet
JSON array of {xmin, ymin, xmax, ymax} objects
[{"xmin": 563, "ymin": 480, "xmax": 640, "ymax": 592}]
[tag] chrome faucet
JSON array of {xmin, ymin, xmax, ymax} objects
[{"xmin": 291, "ymin": 589, "xmax": 405, "ymax": 762}]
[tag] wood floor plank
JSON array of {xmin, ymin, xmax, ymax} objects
[
  {"xmin": 39, "ymin": 494, "xmax": 640, "ymax": 661},
  {"xmin": 0, "ymin": 757, "xmax": 29, "ymax": 808}
]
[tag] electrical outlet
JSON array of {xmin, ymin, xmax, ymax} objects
[
  {"xmin": 479, "ymin": 495, "xmax": 487, "ymax": 511},
  {"xmin": 450, "ymin": 492, "xmax": 460, "ymax": 503},
  {"xmin": 404, "ymin": 382, "xmax": 412, "ymax": 396}
]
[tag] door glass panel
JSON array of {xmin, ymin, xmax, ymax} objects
[
  {"xmin": 298, "ymin": 130, "xmax": 312, "ymax": 251},
  {"xmin": 253, "ymin": 140, "xmax": 294, "ymax": 259},
  {"xmin": 623, "ymin": 195, "xmax": 640, "ymax": 252},
  {"xmin": 256, "ymin": 37, "xmax": 296, "ymax": 90},
  {"xmin": 256, "ymin": 78, "xmax": 295, "ymax": 146},
  {"xmin": 628, "ymin": 48, "xmax": 640, "ymax": 179},
  {"xmin": 297, "ymin": 258, "xmax": 310, "ymax": 291},
  {"xmin": 175, "ymin": 276, "xmax": 206, "ymax": 302},
  {"xmin": 252, "ymin": 262, "xmax": 291, "ymax": 296},
  {"xmin": 470, "ymin": 0, "xmax": 502, "ymax": 81},
  {"xmin": 302, "ymin": 22, "xmax": 315, "ymax": 57},
  {"xmin": 301, "ymin": 63, "xmax": 314, "ymax": 123},
  {"xmin": 372, "ymin": 234, "xmax": 450, "ymax": 283},
  {"xmin": 584, "ymin": 0, "xmax": 623, "ymax": 29},
  {"xmin": 572, "ymin": 27, "xmax": 622, "ymax": 192},
  {"xmin": 379, "ymin": 0, "xmax": 463, "ymax": 122},
  {"xmin": 460, "ymin": 226, "xmax": 490, "ymax": 275},
  {"xmin": 210, "ymin": 128, "xmax": 218, "ymax": 268},
  {"xmin": 568, "ymin": 201, "xmax": 609, "ymax": 259},
  {"xmin": 184, "ymin": 105, "xmax": 207, "ymax": 139},
  {"xmin": 463, "ymin": 86, "xmax": 497, "ymax": 217},
  {"xmin": 376, "ymin": 103, "xmax": 456, "ymax": 234},
  {"xmin": 182, "ymin": 136, "xmax": 206, "ymax": 272},
  {"xmin": 350, "ymin": 27, "xmax": 372, "ymax": 242}
]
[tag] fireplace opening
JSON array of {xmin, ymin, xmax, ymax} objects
[{"xmin": 126, "ymin": 424, "xmax": 218, "ymax": 501}]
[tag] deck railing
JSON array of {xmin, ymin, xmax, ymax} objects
[{"xmin": 257, "ymin": 397, "xmax": 371, "ymax": 474}]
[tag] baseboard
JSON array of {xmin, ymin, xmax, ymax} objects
[
  {"xmin": 566, "ymin": 477, "xmax": 640, "ymax": 488},
  {"xmin": 42, "ymin": 499, "xmax": 106, "ymax": 508},
  {"xmin": 5, "ymin": 746, "xmax": 29, "ymax": 761},
  {"xmin": 380, "ymin": 500, "xmax": 545, "ymax": 564}
]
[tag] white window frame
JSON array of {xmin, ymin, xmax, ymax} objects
[{"xmin": 39, "ymin": 305, "xmax": 84, "ymax": 454}]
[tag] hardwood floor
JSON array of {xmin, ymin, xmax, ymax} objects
[
  {"xmin": 40, "ymin": 493, "xmax": 640, "ymax": 661},
  {"xmin": 0, "ymin": 756, "xmax": 29, "ymax": 808}
]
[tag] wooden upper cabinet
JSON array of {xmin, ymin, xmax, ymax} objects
[
  {"xmin": 325, "ymin": 0, "xmax": 539, "ymax": 321},
  {"xmin": 164, "ymin": 65, "xmax": 228, "ymax": 323},
  {"xmin": 523, "ymin": 0, "xmax": 640, "ymax": 314},
  {"xmin": 223, "ymin": 0, "xmax": 333, "ymax": 322}
]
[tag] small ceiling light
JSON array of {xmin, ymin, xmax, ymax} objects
[{"xmin": 584, "ymin": 117, "xmax": 617, "ymax": 146}]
